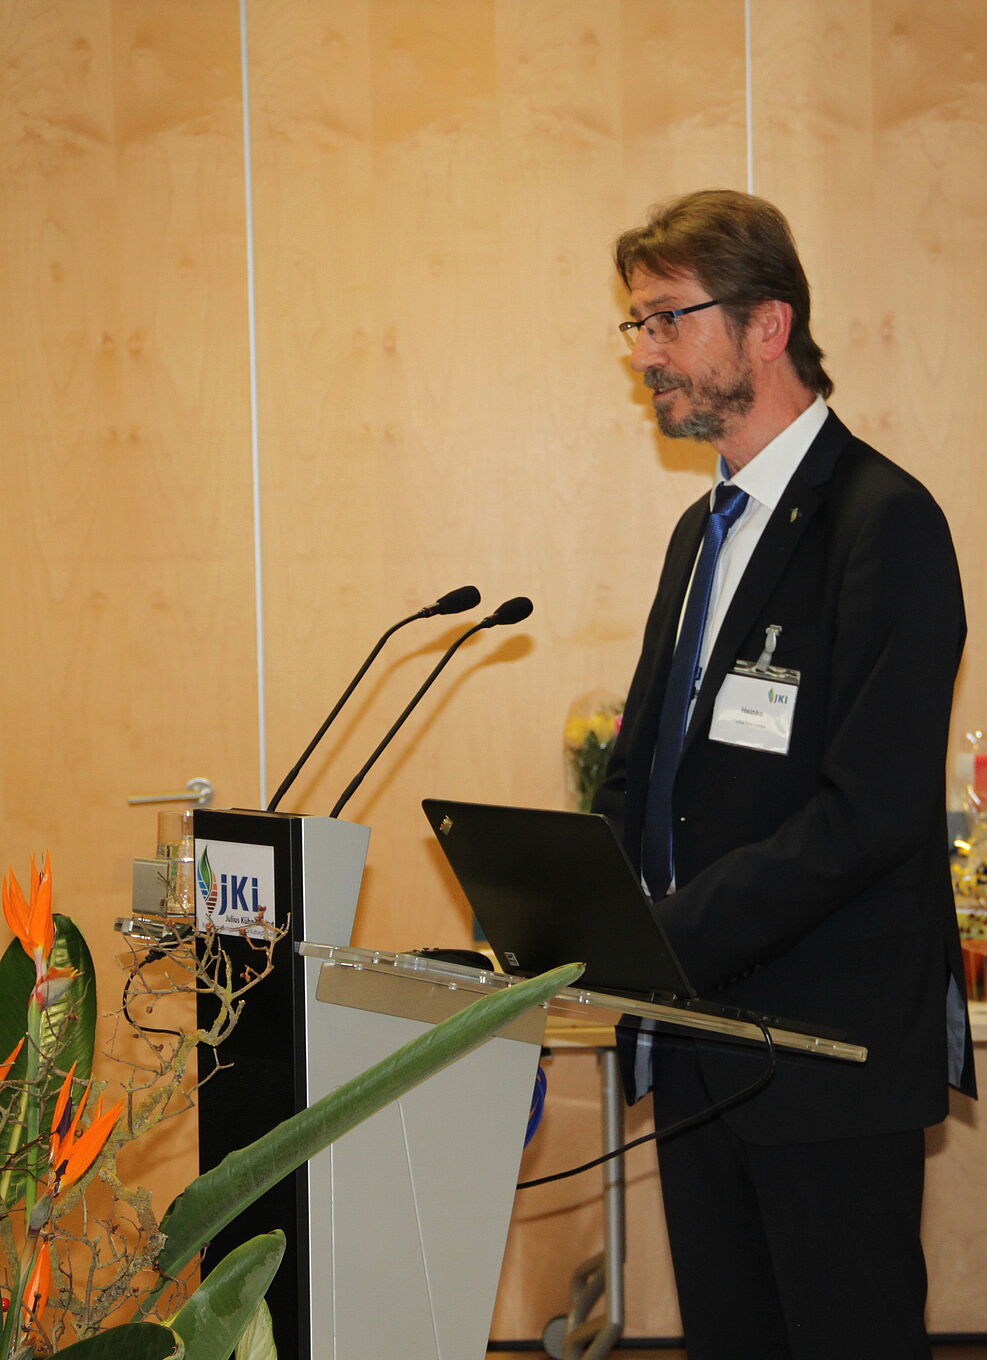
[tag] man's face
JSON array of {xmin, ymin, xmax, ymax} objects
[{"xmin": 626, "ymin": 267, "xmax": 756, "ymax": 445}]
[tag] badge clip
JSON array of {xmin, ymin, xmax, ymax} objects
[{"xmin": 733, "ymin": 624, "xmax": 800, "ymax": 684}]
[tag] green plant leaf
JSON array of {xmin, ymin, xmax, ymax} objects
[
  {"xmin": 0, "ymin": 914, "xmax": 97, "ymax": 1205},
  {"xmin": 51, "ymin": 1321, "xmax": 183, "ymax": 1358},
  {"xmin": 0, "ymin": 915, "xmax": 97, "ymax": 1076},
  {"xmin": 154, "ymin": 962, "xmax": 581, "ymax": 1284},
  {"xmin": 169, "ymin": 1232, "xmax": 284, "ymax": 1360},
  {"xmin": 234, "ymin": 1299, "xmax": 276, "ymax": 1360}
]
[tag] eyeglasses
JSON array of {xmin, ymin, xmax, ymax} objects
[{"xmin": 618, "ymin": 299, "xmax": 722, "ymax": 349}]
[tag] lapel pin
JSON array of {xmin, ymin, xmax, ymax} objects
[{"xmin": 790, "ymin": 507, "xmax": 800, "ymax": 523}]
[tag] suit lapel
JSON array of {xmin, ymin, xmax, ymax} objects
[{"xmin": 683, "ymin": 411, "xmax": 851, "ymax": 752}]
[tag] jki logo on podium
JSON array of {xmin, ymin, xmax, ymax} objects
[{"xmin": 195, "ymin": 839, "xmax": 276, "ymax": 939}]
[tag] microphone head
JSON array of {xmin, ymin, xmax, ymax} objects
[
  {"xmin": 435, "ymin": 584, "xmax": 481, "ymax": 615},
  {"xmin": 483, "ymin": 596, "xmax": 533, "ymax": 627},
  {"xmin": 423, "ymin": 585, "xmax": 482, "ymax": 617}
]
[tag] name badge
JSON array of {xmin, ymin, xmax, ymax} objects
[{"xmin": 709, "ymin": 624, "xmax": 800, "ymax": 756}]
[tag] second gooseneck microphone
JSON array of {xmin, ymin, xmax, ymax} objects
[
  {"xmin": 266, "ymin": 585, "xmax": 481, "ymax": 812},
  {"xmin": 329, "ymin": 597, "xmax": 534, "ymax": 819}
]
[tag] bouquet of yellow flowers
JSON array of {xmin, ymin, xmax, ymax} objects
[{"xmin": 563, "ymin": 690, "xmax": 624, "ymax": 813}]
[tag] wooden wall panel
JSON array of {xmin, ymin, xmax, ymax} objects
[
  {"xmin": 752, "ymin": 0, "xmax": 987, "ymax": 770},
  {"xmin": 0, "ymin": 0, "xmax": 256, "ymax": 1215},
  {"xmin": 870, "ymin": 0, "xmax": 987, "ymax": 769},
  {"xmin": 925, "ymin": 1066, "xmax": 987, "ymax": 1335},
  {"xmin": 251, "ymin": 0, "xmax": 747, "ymax": 961},
  {"xmin": 0, "ymin": 0, "xmax": 258, "ymax": 902}
]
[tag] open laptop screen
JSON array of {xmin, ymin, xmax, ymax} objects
[{"xmin": 422, "ymin": 798, "xmax": 695, "ymax": 1001}]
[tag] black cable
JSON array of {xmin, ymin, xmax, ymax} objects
[
  {"xmin": 122, "ymin": 948, "xmax": 183, "ymax": 1038},
  {"xmin": 517, "ymin": 1023, "xmax": 776, "ymax": 1190}
]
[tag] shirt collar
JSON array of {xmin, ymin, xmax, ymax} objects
[{"xmin": 716, "ymin": 395, "xmax": 828, "ymax": 509}]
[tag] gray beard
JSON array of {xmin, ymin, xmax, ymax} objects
[{"xmin": 647, "ymin": 367, "xmax": 756, "ymax": 442}]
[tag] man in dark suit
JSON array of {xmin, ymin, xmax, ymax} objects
[{"xmin": 593, "ymin": 190, "xmax": 976, "ymax": 1359}]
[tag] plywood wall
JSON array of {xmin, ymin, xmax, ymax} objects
[
  {"xmin": 0, "ymin": 0, "xmax": 259, "ymax": 1219},
  {"xmin": 2, "ymin": 0, "xmax": 986, "ymax": 1341},
  {"xmin": 249, "ymin": 0, "xmax": 752, "ymax": 956}
]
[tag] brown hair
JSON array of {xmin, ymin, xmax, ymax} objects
[{"xmin": 615, "ymin": 189, "xmax": 833, "ymax": 399}]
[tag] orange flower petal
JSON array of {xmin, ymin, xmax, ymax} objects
[
  {"xmin": 0, "ymin": 1038, "xmax": 24, "ymax": 1083},
  {"xmin": 50, "ymin": 1063, "xmax": 78, "ymax": 1140},
  {"xmin": 28, "ymin": 854, "xmax": 54, "ymax": 961},
  {"xmin": 58, "ymin": 1097, "xmax": 125, "ymax": 1189},
  {"xmin": 2, "ymin": 856, "xmax": 54, "ymax": 964},
  {"xmin": 22, "ymin": 1237, "xmax": 51, "ymax": 1330},
  {"xmin": 2, "ymin": 868, "xmax": 31, "ymax": 951},
  {"xmin": 50, "ymin": 1078, "xmax": 91, "ymax": 1175}
]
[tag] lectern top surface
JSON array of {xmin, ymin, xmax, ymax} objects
[{"xmin": 298, "ymin": 943, "xmax": 867, "ymax": 1064}]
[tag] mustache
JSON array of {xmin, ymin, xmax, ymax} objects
[{"xmin": 643, "ymin": 368, "xmax": 685, "ymax": 394}]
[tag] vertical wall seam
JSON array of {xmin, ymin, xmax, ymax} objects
[
  {"xmin": 239, "ymin": 0, "xmax": 267, "ymax": 805},
  {"xmin": 745, "ymin": 0, "xmax": 755, "ymax": 193}
]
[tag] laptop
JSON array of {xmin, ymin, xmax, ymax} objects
[{"xmin": 422, "ymin": 798, "xmax": 846, "ymax": 1040}]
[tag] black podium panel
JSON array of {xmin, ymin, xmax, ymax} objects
[{"xmin": 192, "ymin": 808, "xmax": 369, "ymax": 1360}]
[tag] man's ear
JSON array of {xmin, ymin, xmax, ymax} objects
[{"xmin": 752, "ymin": 299, "xmax": 794, "ymax": 362}]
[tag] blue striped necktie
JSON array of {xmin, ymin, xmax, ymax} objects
[{"xmin": 641, "ymin": 481, "xmax": 749, "ymax": 897}]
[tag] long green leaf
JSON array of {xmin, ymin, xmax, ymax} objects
[
  {"xmin": 0, "ymin": 915, "xmax": 97, "ymax": 1205},
  {"xmin": 169, "ymin": 1232, "xmax": 284, "ymax": 1360},
  {"xmin": 156, "ymin": 962, "xmax": 581, "ymax": 1281},
  {"xmin": 51, "ymin": 1322, "xmax": 183, "ymax": 1358}
]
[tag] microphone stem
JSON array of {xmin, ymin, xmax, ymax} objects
[
  {"xmin": 267, "ymin": 610, "xmax": 423, "ymax": 812},
  {"xmin": 330, "ymin": 621, "xmax": 486, "ymax": 819}
]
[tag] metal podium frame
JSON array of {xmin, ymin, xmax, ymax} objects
[
  {"xmin": 537, "ymin": 1029, "xmax": 627, "ymax": 1360},
  {"xmin": 297, "ymin": 944, "xmax": 866, "ymax": 1360}
]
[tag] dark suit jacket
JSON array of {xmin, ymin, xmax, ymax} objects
[{"xmin": 594, "ymin": 410, "xmax": 977, "ymax": 1143}]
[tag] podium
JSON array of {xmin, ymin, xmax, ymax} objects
[
  {"xmin": 190, "ymin": 809, "xmax": 370, "ymax": 1359},
  {"xmin": 297, "ymin": 943, "xmax": 866, "ymax": 1360}
]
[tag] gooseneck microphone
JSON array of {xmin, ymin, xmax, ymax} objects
[
  {"xmin": 419, "ymin": 585, "xmax": 483, "ymax": 618},
  {"xmin": 266, "ymin": 586, "xmax": 481, "ymax": 812},
  {"xmin": 329, "ymin": 596, "xmax": 534, "ymax": 819}
]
